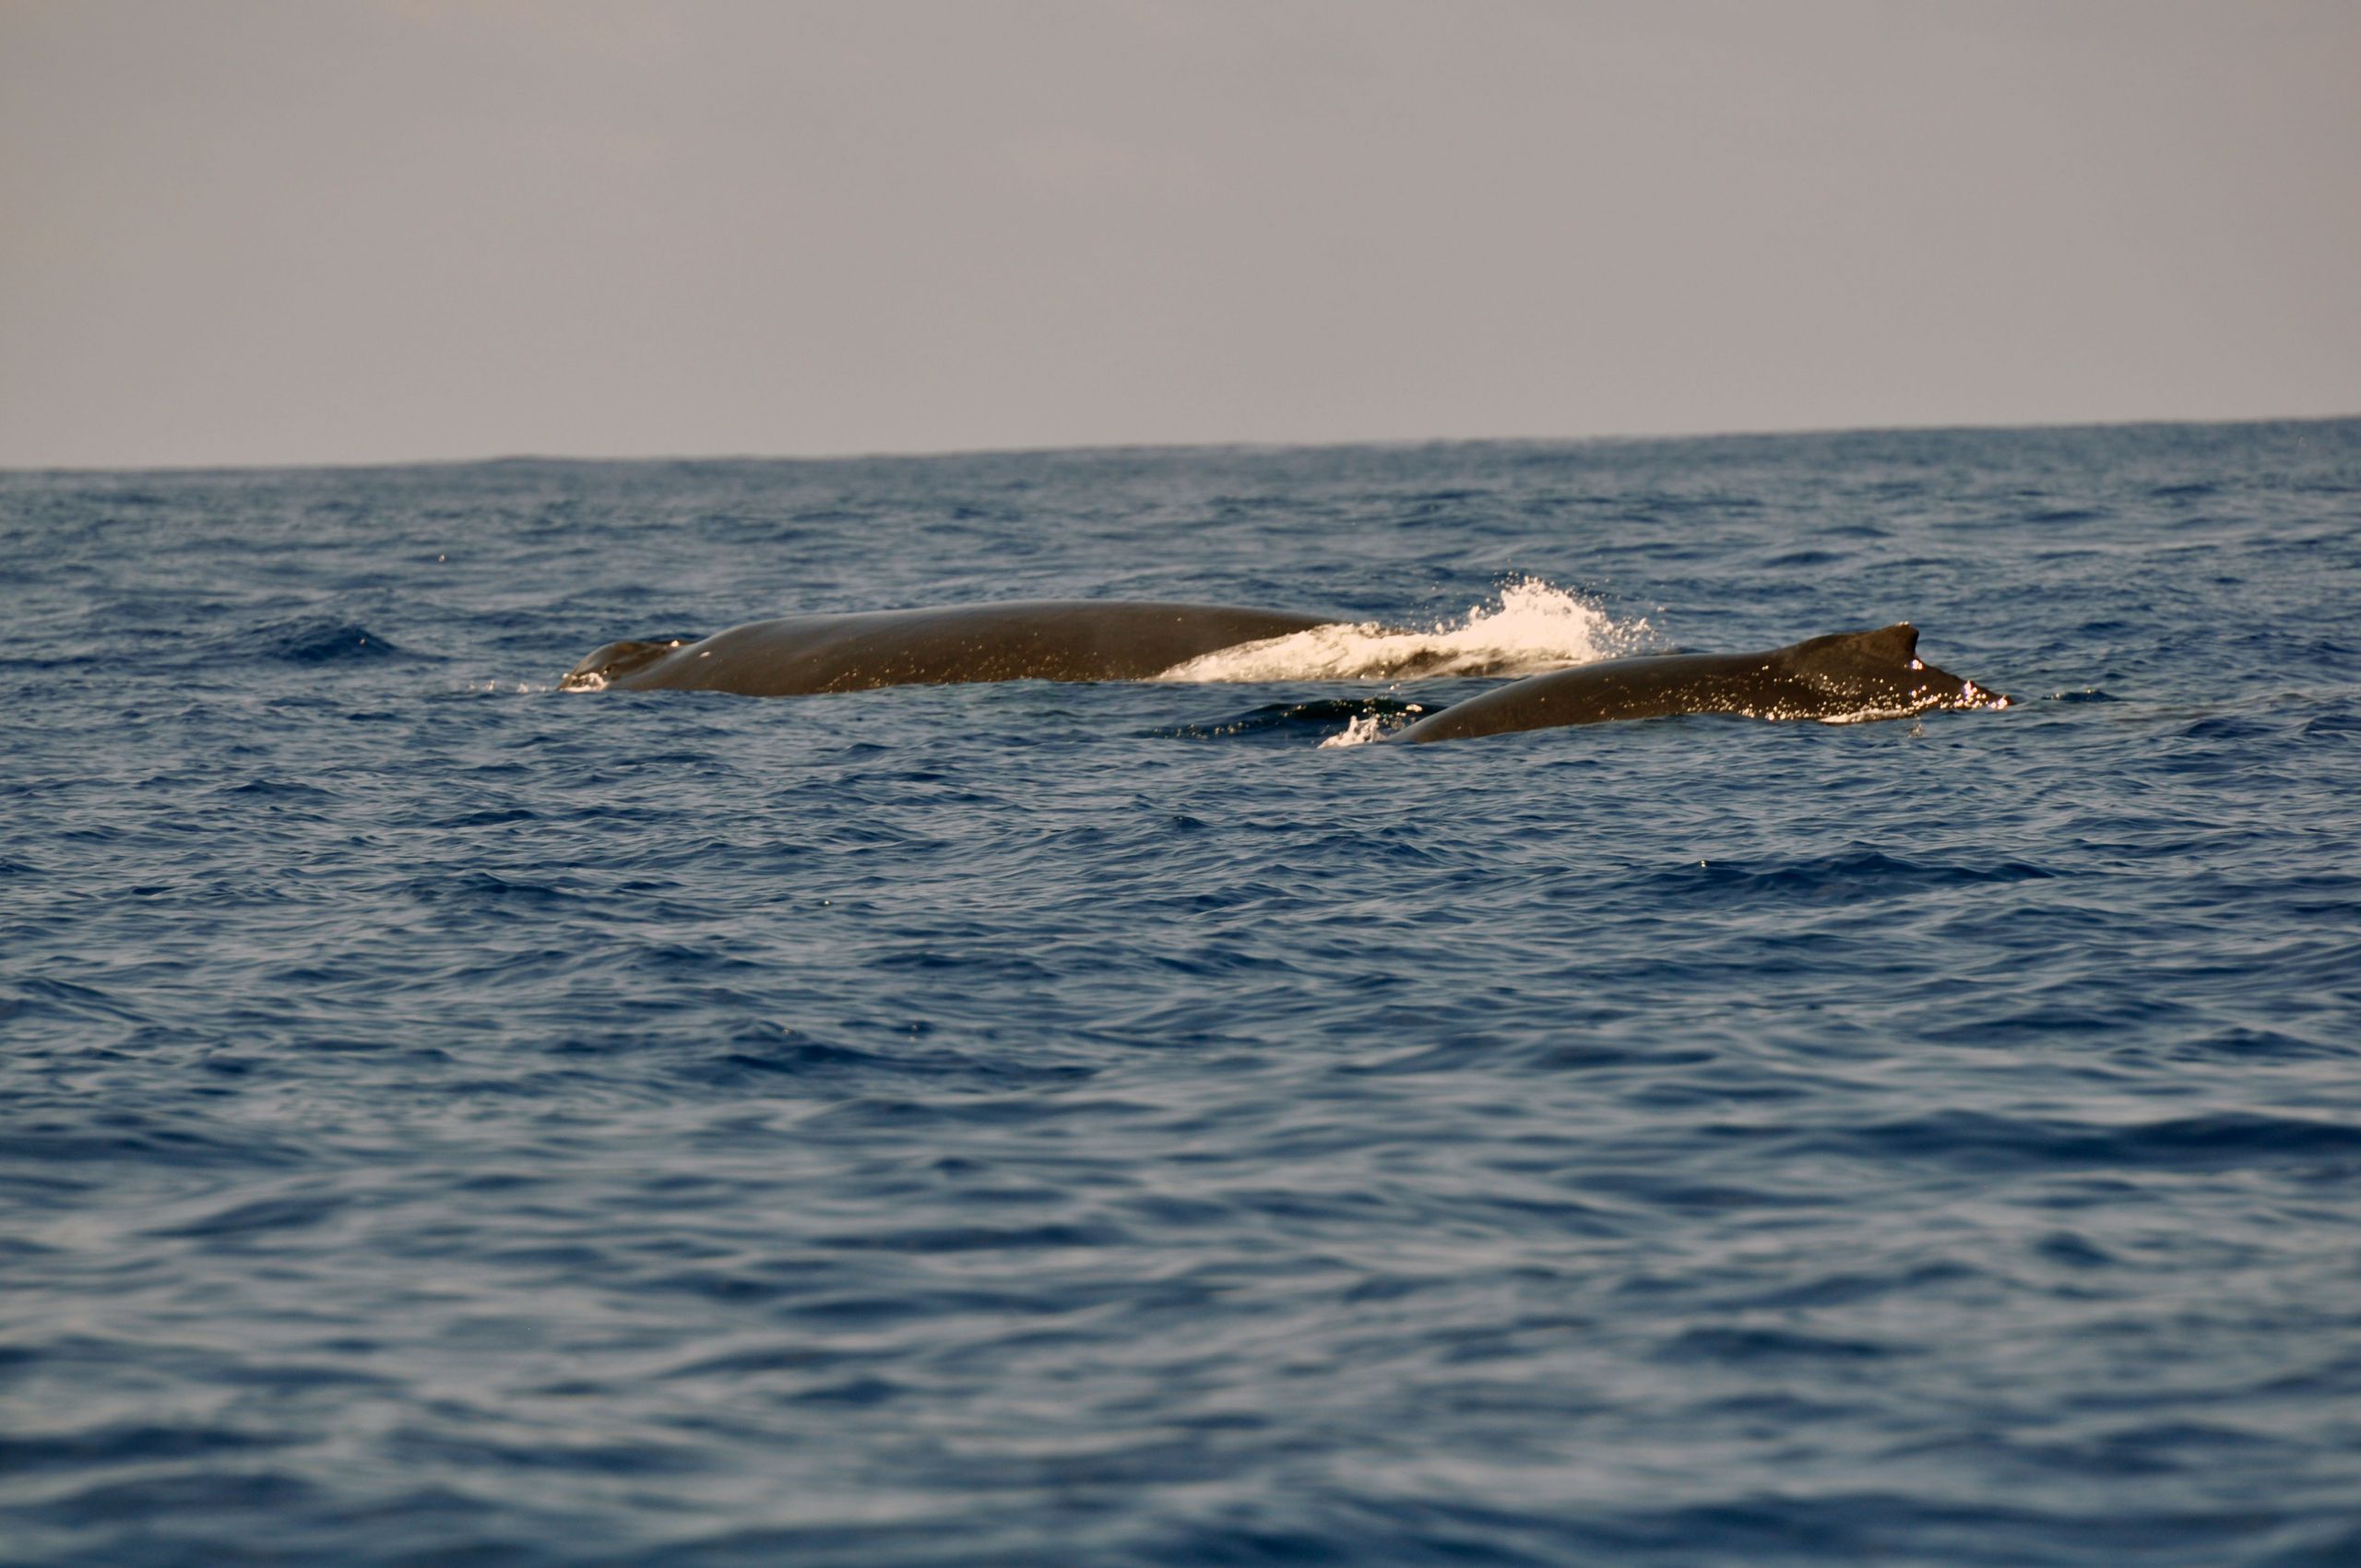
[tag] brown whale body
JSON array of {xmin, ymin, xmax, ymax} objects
[
  {"xmin": 1394, "ymin": 624, "xmax": 2008, "ymax": 743},
  {"xmin": 564, "ymin": 600, "xmax": 1339, "ymax": 696}
]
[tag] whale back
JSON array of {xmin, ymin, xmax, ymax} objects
[
  {"xmin": 1395, "ymin": 623, "xmax": 2004, "ymax": 742},
  {"xmin": 566, "ymin": 600, "xmax": 1339, "ymax": 695}
]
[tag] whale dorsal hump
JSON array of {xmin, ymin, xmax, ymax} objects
[
  {"xmin": 1786, "ymin": 623, "xmax": 1920, "ymax": 672},
  {"xmin": 1845, "ymin": 623, "xmax": 1918, "ymax": 664}
]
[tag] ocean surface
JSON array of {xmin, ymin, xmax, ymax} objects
[{"xmin": 5, "ymin": 420, "xmax": 2359, "ymax": 1567}]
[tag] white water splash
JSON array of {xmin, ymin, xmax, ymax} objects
[
  {"xmin": 1156, "ymin": 578, "xmax": 1646, "ymax": 684},
  {"xmin": 1318, "ymin": 711, "xmax": 1395, "ymax": 749},
  {"xmin": 1810, "ymin": 680, "xmax": 2014, "ymax": 725},
  {"xmin": 1810, "ymin": 704, "xmax": 1933, "ymax": 726}
]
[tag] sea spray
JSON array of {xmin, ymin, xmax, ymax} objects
[{"xmin": 1154, "ymin": 577, "xmax": 1647, "ymax": 684}]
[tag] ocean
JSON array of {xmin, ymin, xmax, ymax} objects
[{"xmin": 4, "ymin": 419, "xmax": 2358, "ymax": 1566}]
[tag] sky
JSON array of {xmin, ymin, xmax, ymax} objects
[{"xmin": 3, "ymin": 0, "xmax": 2356, "ymax": 469}]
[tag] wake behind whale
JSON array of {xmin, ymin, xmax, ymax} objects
[{"xmin": 1154, "ymin": 579, "xmax": 1642, "ymax": 683}]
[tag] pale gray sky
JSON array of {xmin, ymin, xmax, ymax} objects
[{"xmin": 3, "ymin": 0, "xmax": 2355, "ymax": 468}]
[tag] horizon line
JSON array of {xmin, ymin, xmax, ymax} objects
[{"xmin": 6, "ymin": 408, "xmax": 2356, "ymax": 479}]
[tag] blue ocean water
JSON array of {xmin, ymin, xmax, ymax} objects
[{"xmin": 4, "ymin": 420, "xmax": 2359, "ymax": 1567}]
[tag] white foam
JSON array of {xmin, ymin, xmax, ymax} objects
[
  {"xmin": 1811, "ymin": 682, "xmax": 2013, "ymax": 725},
  {"xmin": 1956, "ymin": 681, "xmax": 2011, "ymax": 710},
  {"xmin": 1811, "ymin": 704, "xmax": 1928, "ymax": 726},
  {"xmin": 1318, "ymin": 712, "xmax": 1390, "ymax": 749},
  {"xmin": 1156, "ymin": 578, "xmax": 1646, "ymax": 684}
]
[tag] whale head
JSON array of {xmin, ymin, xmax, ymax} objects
[
  {"xmin": 1781, "ymin": 624, "xmax": 2011, "ymax": 716},
  {"xmin": 561, "ymin": 638, "xmax": 682, "ymax": 691}
]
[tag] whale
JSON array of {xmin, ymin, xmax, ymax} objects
[
  {"xmin": 1393, "ymin": 624, "xmax": 2009, "ymax": 743},
  {"xmin": 562, "ymin": 600, "xmax": 1344, "ymax": 695}
]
